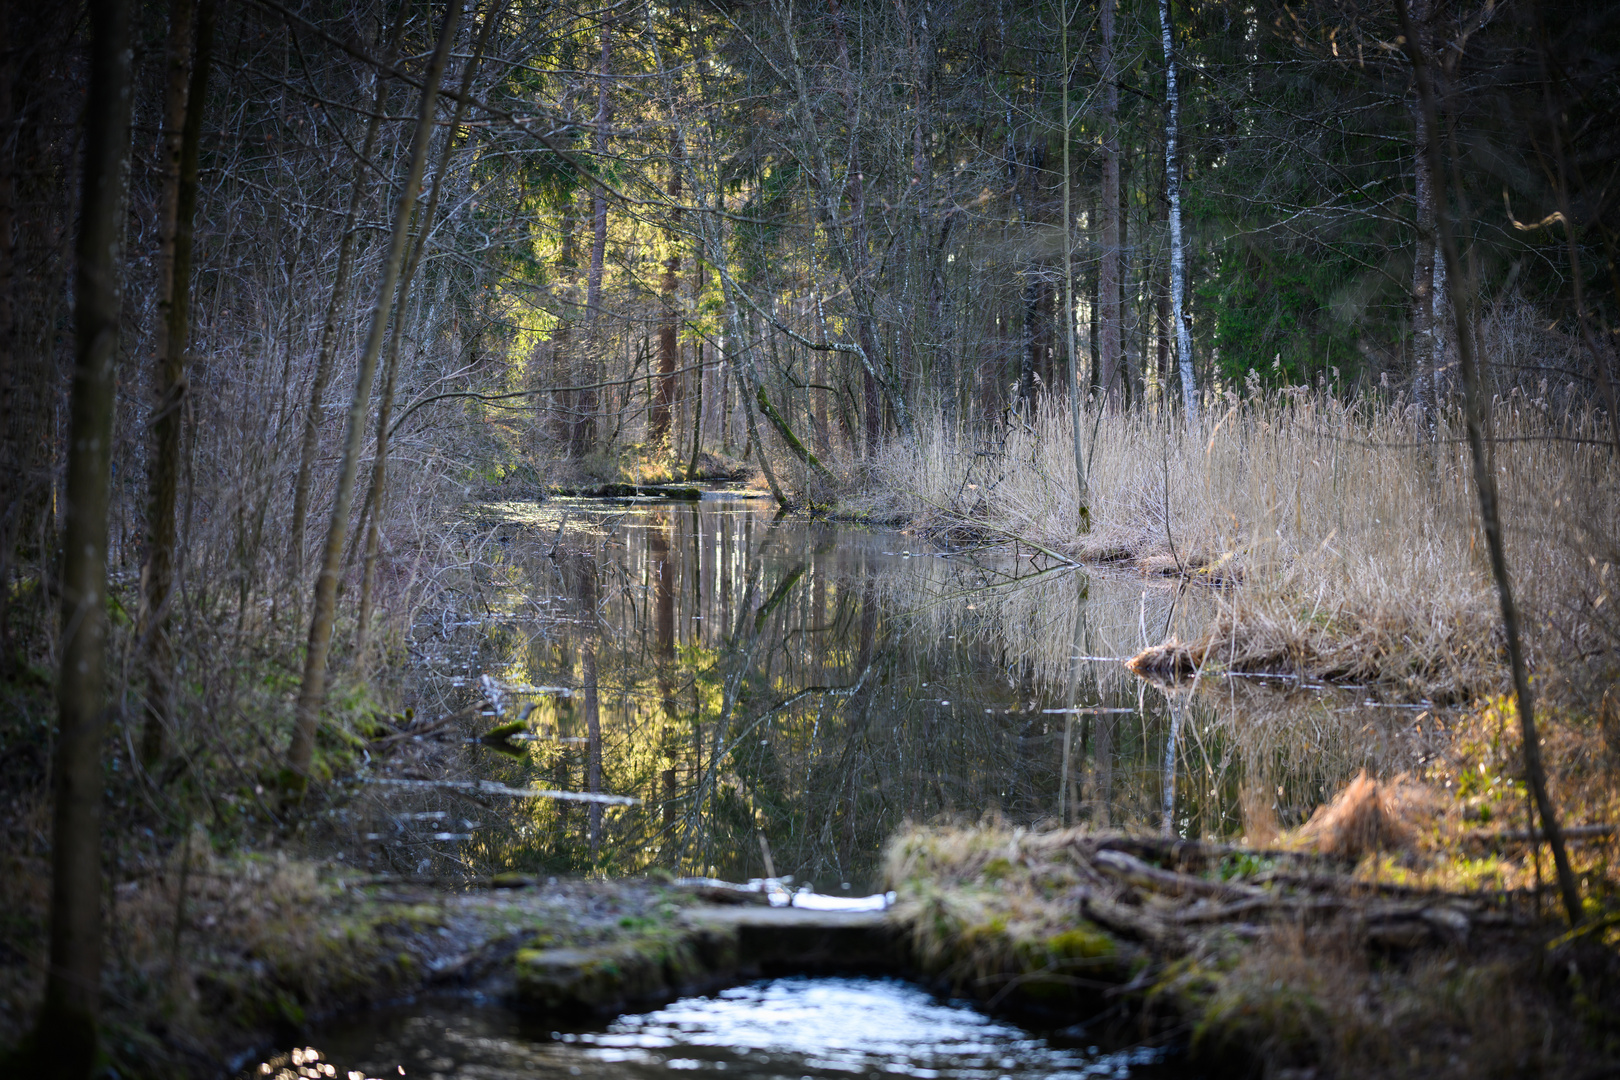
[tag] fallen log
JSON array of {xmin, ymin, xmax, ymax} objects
[
  {"xmin": 1092, "ymin": 849, "xmax": 1269, "ymax": 902},
  {"xmin": 1460, "ymin": 823, "xmax": 1614, "ymax": 847}
]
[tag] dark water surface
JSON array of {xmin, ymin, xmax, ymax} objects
[
  {"xmin": 336, "ymin": 495, "xmax": 1424, "ymax": 888},
  {"xmin": 256, "ymin": 977, "xmax": 1173, "ymax": 1079}
]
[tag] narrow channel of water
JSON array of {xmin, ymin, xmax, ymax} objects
[
  {"xmin": 331, "ymin": 495, "xmax": 1430, "ymax": 889},
  {"xmin": 254, "ymin": 977, "xmax": 1176, "ymax": 1079}
]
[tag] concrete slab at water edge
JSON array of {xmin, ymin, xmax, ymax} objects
[
  {"xmin": 508, "ymin": 905, "xmax": 906, "ymax": 1017},
  {"xmin": 683, "ymin": 906, "xmax": 906, "ymax": 975}
]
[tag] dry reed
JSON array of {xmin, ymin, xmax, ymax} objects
[{"xmin": 854, "ymin": 387, "xmax": 1618, "ymax": 699}]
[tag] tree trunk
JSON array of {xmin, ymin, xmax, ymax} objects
[
  {"xmin": 139, "ymin": 0, "xmax": 215, "ymax": 767},
  {"xmin": 37, "ymin": 0, "xmax": 133, "ymax": 1069},
  {"xmin": 1098, "ymin": 0, "xmax": 1122, "ymax": 411},
  {"xmin": 1061, "ymin": 0, "xmax": 1089, "ymax": 529},
  {"xmin": 1397, "ymin": 0, "xmax": 1583, "ymax": 928},
  {"xmin": 1159, "ymin": 0, "xmax": 1197, "ymax": 420},
  {"xmin": 1535, "ymin": 8, "xmax": 1620, "ymax": 455},
  {"xmin": 685, "ymin": 341, "xmax": 704, "ymax": 480},
  {"xmin": 652, "ymin": 132, "xmax": 682, "ymax": 448},
  {"xmin": 775, "ymin": 0, "xmax": 914, "ymax": 447},
  {"xmin": 1409, "ymin": 0, "xmax": 1437, "ymax": 418},
  {"xmin": 288, "ymin": 3, "xmax": 461, "ymax": 782},
  {"xmin": 575, "ymin": 16, "xmax": 614, "ymax": 457},
  {"xmin": 287, "ymin": 15, "xmax": 400, "ymax": 601},
  {"xmin": 0, "ymin": 13, "xmax": 12, "ymax": 665},
  {"xmin": 357, "ymin": 5, "xmax": 497, "ymax": 651}
]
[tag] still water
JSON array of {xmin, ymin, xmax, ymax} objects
[
  {"xmin": 335, "ymin": 495, "xmax": 1425, "ymax": 889},
  {"xmin": 257, "ymin": 976, "xmax": 1173, "ymax": 1079}
]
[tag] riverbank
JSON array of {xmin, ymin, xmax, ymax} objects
[
  {"xmin": 0, "ymin": 841, "xmax": 775, "ymax": 1077},
  {"xmin": 3, "ymin": 428, "xmax": 1614, "ymax": 1077},
  {"xmin": 5, "ymin": 810, "xmax": 1616, "ymax": 1079},
  {"xmin": 509, "ymin": 388, "xmax": 1614, "ymax": 706},
  {"xmin": 891, "ymin": 820, "xmax": 1620, "ymax": 1079},
  {"xmin": 839, "ymin": 390, "xmax": 1617, "ymax": 705}
]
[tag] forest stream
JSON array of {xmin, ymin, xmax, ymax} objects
[{"xmin": 250, "ymin": 496, "xmax": 1443, "ymax": 1079}]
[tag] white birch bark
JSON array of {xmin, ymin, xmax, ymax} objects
[{"xmin": 1159, "ymin": 0, "xmax": 1198, "ymax": 420}]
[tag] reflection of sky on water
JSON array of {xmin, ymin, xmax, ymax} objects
[
  {"xmin": 274, "ymin": 977, "xmax": 1168, "ymax": 1079},
  {"xmin": 352, "ymin": 497, "xmax": 1426, "ymax": 888}
]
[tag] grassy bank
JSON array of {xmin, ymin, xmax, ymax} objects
[
  {"xmin": 846, "ymin": 389, "xmax": 1617, "ymax": 703},
  {"xmin": 0, "ymin": 836, "xmax": 722, "ymax": 1077},
  {"xmin": 884, "ymin": 809, "xmax": 1620, "ymax": 1079}
]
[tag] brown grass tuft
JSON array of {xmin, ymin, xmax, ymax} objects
[
  {"xmin": 1300, "ymin": 769, "xmax": 1433, "ymax": 859},
  {"xmin": 1125, "ymin": 638, "xmax": 1204, "ymax": 682}
]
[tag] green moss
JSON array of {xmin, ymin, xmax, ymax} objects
[
  {"xmin": 273, "ymin": 989, "xmax": 305, "ymax": 1027},
  {"xmin": 1190, "ymin": 957, "xmax": 1332, "ymax": 1070},
  {"xmin": 380, "ymin": 904, "xmax": 447, "ymax": 932},
  {"xmin": 980, "ymin": 857, "xmax": 1014, "ymax": 883},
  {"xmin": 1219, "ymin": 851, "xmax": 1273, "ymax": 880},
  {"xmin": 490, "ymin": 871, "xmax": 539, "ymax": 888},
  {"xmin": 482, "ymin": 719, "xmax": 530, "ymax": 741},
  {"xmin": 1045, "ymin": 924, "xmax": 1115, "ymax": 960}
]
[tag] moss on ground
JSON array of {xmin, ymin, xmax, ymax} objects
[
  {"xmin": 883, "ymin": 821, "xmax": 1620, "ymax": 1078},
  {"xmin": 0, "ymin": 842, "xmax": 707, "ymax": 1079}
]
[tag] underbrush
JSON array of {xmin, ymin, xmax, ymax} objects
[
  {"xmin": 1359, "ymin": 685, "xmax": 1620, "ymax": 907},
  {"xmin": 0, "ymin": 468, "xmax": 502, "ymax": 1064},
  {"xmin": 0, "ymin": 833, "xmax": 433, "ymax": 1075},
  {"xmin": 850, "ymin": 388, "xmax": 1618, "ymax": 702}
]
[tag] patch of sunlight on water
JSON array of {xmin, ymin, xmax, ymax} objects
[{"xmin": 259, "ymin": 977, "xmax": 1170, "ymax": 1079}]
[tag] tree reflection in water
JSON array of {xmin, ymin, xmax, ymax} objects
[{"xmin": 370, "ymin": 498, "xmax": 1421, "ymax": 888}]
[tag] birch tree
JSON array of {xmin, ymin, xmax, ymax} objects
[{"xmin": 1158, "ymin": 0, "xmax": 1197, "ymax": 419}]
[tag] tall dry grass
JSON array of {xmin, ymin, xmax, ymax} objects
[{"xmin": 853, "ymin": 387, "xmax": 1618, "ymax": 700}]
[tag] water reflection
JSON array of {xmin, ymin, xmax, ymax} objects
[
  {"xmin": 260, "ymin": 977, "xmax": 1169, "ymax": 1079},
  {"xmin": 362, "ymin": 498, "xmax": 1424, "ymax": 886}
]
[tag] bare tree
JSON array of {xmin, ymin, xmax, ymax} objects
[
  {"xmin": 286, "ymin": 14, "xmax": 402, "ymax": 606},
  {"xmin": 357, "ymin": 2, "xmax": 500, "ymax": 650},
  {"xmin": 139, "ymin": 0, "xmax": 216, "ymax": 766},
  {"xmin": 289, "ymin": 2, "xmax": 462, "ymax": 782},
  {"xmin": 1397, "ymin": 0, "xmax": 1581, "ymax": 928},
  {"xmin": 651, "ymin": 130, "xmax": 683, "ymax": 450},
  {"xmin": 1060, "ymin": 0, "xmax": 1090, "ymax": 529},
  {"xmin": 1098, "ymin": 0, "xmax": 1122, "ymax": 410},
  {"xmin": 575, "ymin": 13, "xmax": 614, "ymax": 457}
]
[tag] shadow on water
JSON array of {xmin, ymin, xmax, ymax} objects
[{"xmin": 344, "ymin": 496, "xmax": 1431, "ymax": 890}]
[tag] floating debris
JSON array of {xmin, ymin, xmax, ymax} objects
[{"xmin": 364, "ymin": 776, "xmax": 640, "ymax": 805}]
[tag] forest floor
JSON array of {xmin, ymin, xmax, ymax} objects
[
  {"xmin": 0, "ymin": 851, "xmax": 698, "ymax": 1073},
  {"xmin": 887, "ymin": 819, "xmax": 1620, "ymax": 1080}
]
